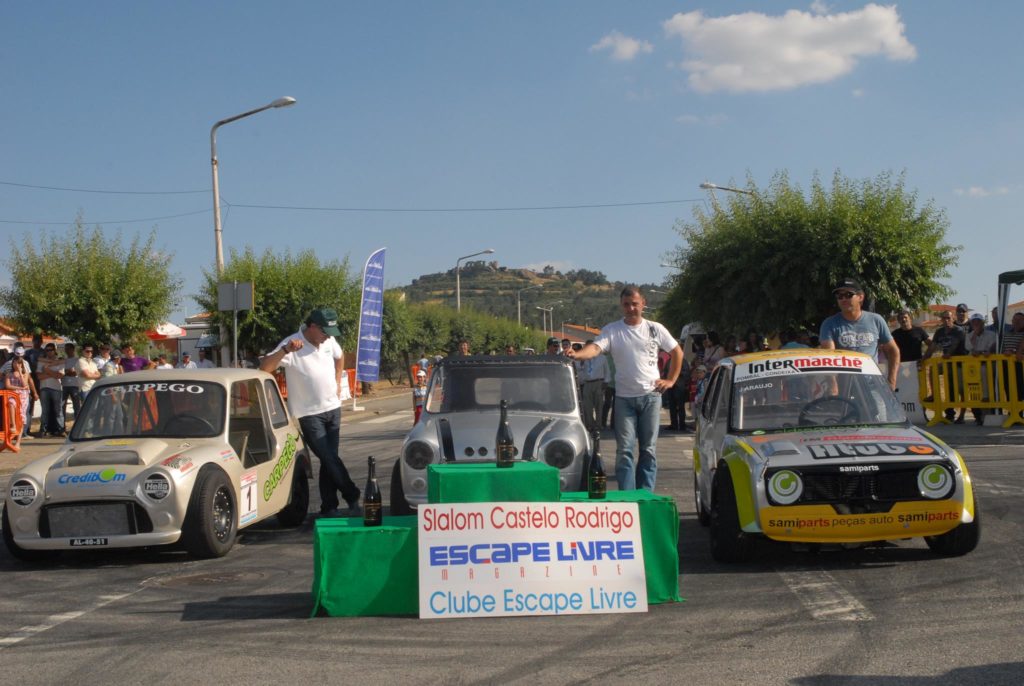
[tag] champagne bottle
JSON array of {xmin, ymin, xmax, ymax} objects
[
  {"xmin": 496, "ymin": 399, "xmax": 515, "ymax": 469},
  {"xmin": 363, "ymin": 456, "xmax": 382, "ymax": 526},
  {"xmin": 588, "ymin": 433, "xmax": 606, "ymax": 499}
]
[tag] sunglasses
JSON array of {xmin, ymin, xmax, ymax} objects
[
  {"xmin": 83, "ymin": 349, "xmax": 94, "ymax": 353},
  {"xmin": 835, "ymin": 291, "xmax": 857, "ymax": 300}
]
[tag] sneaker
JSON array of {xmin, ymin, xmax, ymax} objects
[{"xmin": 21, "ymin": 433, "xmax": 34, "ymax": 440}]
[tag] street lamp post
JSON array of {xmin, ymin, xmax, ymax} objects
[
  {"xmin": 699, "ymin": 181, "xmax": 754, "ymax": 196},
  {"xmin": 211, "ymin": 97, "xmax": 297, "ymax": 277},
  {"xmin": 516, "ymin": 284, "xmax": 543, "ymax": 326},
  {"xmin": 210, "ymin": 97, "xmax": 296, "ymax": 369},
  {"xmin": 455, "ymin": 248, "xmax": 495, "ymax": 312}
]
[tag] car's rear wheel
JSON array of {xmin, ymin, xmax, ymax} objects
[
  {"xmin": 389, "ymin": 461, "xmax": 413, "ymax": 516},
  {"xmin": 694, "ymin": 473, "xmax": 710, "ymax": 527},
  {"xmin": 925, "ymin": 498, "xmax": 981, "ymax": 556},
  {"xmin": 181, "ymin": 466, "xmax": 236, "ymax": 558},
  {"xmin": 2, "ymin": 504, "xmax": 57, "ymax": 563},
  {"xmin": 276, "ymin": 462, "xmax": 310, "ymax": 527},
  {"xmin": 709, "ymin": 468, "xmax": 754, "ymax": 563}
]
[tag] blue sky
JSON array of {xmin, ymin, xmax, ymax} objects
[{"xmin": 2, "ymin": 1, "xmax": 1021, "ymax": 324}]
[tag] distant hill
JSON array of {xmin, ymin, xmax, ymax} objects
[{"xmin": 402, "ymin": 262, "xmax": 668, "ymax": 331}]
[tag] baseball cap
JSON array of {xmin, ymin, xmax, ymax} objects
[
  {"xmin": 546, "ymin": 337, "xmax": 560, "ymax": 346},
  {"xmin": 182, "ymin": 351, "xmax": 191, "ymax": 357},
  {"xmin": 832, "ymin": 278, "xmax": 863, "ymax": 293},
  {"xmin": 956, "ymin": 303, "xmax": 969, "ymax": 312},
  {"xmin": 13, "ymin": 345, "xmax": 25, "ymax": 356},
  {"xmin": 110, "ymin": 349, "xmax": 122, "ymax": 358},
  {"xmin": 307, "ymin": 307, "xmax": 342, "ymax": 336},
  {"xmin": 416, "ymin": 369, "xmax": 427, "ymax": 377},
  {"xmin": 969, "ymin": 313, "xmax": 984, "ymax": 322}
]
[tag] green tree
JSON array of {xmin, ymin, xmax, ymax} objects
[
  {"xmin": 0, "ymin": 217, "xmax": 179, "ymax": 345},
  {"xmin": 195, "ymin": 247, "xmax": 359, "ymax": 356},
  {"xmin": 659, "ymin": 171, "xmax": 960, "ymax": 336}
]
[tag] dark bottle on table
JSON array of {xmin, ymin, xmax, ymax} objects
[
  {"xmin": 588, "ymin": 433, "xmax": 606, "ymax": 499},
  {"xmin": 363, "ymin": 456, "xmax": 382, "ymax": 526},
  {"xmin": 496, "ymin": 399, "xmax": 515, "ymax": 469}
]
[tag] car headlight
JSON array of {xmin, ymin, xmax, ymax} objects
[
  {"xmin": 767, "ymin": 470, "xmax": 803, "ymax": 505},
  {"xmin": 404, "ymin": 440, "xmax": 435, "ymax": 470},
  {"xmin": 918, "ymin": 464, "xmax": 953, "ymax": 500},
  {"xmin": 9, "ymin": 479, "xmax": 37, "ymax": 506},
  {"xmin": 542, "ymin": 440, "xmax": 575, "ymax": 469},
  {"xmin": 143, "ymin": 473, "xmax": 171, "ymax": 500}
]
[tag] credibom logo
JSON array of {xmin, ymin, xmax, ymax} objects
[{"xmin": 58, "ymin": 469, "xmax": 127, "ymax": 485}]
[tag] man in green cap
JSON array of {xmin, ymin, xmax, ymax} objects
[{"xmin": 261, "ymin": 307, "xmax": 361, "ymax": 517}]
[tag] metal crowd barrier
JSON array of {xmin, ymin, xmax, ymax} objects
[
  {"xmin": 918, "ymin": 354, "xmax": 1024, "ymax": 428},
  {"xmin": 1, "ymin": 389, "xmax": 24, "ymax": 452}
]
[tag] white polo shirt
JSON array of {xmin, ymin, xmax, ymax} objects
[{"xmin": 275, "ymin": 328, "xmax": 343, "ymax": 418}]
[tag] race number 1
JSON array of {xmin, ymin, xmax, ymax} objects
[{"xmin": 240, "ymin": 469, "xmax": 258, "ymax": 525}]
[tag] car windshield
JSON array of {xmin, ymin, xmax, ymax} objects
[
  {"xmin": 426, "ymin": 364, "xmax": 576, "ymax": 414},
  {"xmin": 70, "ymin": 381, "xmax": 226, "ymax": 440},
  {"xmin": 729, "ymin": 362, "xmax": 907, "ymax": 433}
]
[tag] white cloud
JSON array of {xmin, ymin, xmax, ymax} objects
[
  {"xmin": 954, "ymin": 186, "xmax": 1010, "ymax": 198},
  {"xmin": 590, "ymin": 31, "xmax": 654, "ymax": 62},
  {"xmin": 675, "ymin": 113, "xmax": 728, "ymax": 126},
  {"xmin": 810, "ymin": 0, "xmax": 831, "ymax": 15},
  {"xmin": 663, "ymin": 4, "xmax": 917, "ymax": 93}
]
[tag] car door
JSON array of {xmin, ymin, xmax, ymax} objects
[
  {"xmin": 229, "ymin": 378, "xmax": 290, "ymax": 526},
  {"xmin": 696, "ymin": 366, "xmax": 732, "ymax": 497}
]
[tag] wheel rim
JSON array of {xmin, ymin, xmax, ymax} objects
[{"xmin": 212, "ymin": 486, "xmax": 234, "ymax": 542}]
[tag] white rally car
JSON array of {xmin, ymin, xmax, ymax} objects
[
  {"xmin": 3, "ymin": 369, "xmax": 311, "ymax": 561},
  {"xmin": 694, "ymin": 349, "xmax": 979, "ymax": 562}
]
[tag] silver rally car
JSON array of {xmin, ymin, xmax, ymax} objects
[
  {"xmin": 391, "ymin": 355, "xmax": 592, "ymax": 514},
  {"xmin": 3, "ymin": 369, "xmax": 311, "ymax": 561}
]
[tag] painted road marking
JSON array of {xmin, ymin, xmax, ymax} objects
[
  {"xmin": 776, "ymin": 567, "xmax": 874, "ymax": 621},
  {"xmin": 0, "ymin": 590, "xmax": 141, "ymax": 649},
  {"xmin": 361, "ymin": 411, "xmax": 413, "ymax": 425}
]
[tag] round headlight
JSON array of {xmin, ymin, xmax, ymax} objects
[
  {"xmin": 10, "ymin": 479, "xmax": 37, "ymax": 507},
  {"xmin": 542, "ymin": 439, "xmax": 575, "ymax": 469},
  {"xmin": 143, "ymin": 473, "xmax": 171, "ymax": 500},
  {"xmin": 767, "ymin": 470, "xmax": 803, "ymax": 505},
  {"xmin": 404, "ymin": 440, "xmax": 435, "ymax": 470},
  {"xmin": 918, "ymin": 464, "xmax": 953, "ymax": 500}
]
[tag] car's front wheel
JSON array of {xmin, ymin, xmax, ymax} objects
[
  {"xmin": 389, "ymin": 461, "xmax": 413, "ymax": 516},
  {"xmin": 3, "ymin": 504, "xmax": 56, "ymax": 563},
  {"xmin": 709, "ymin": 468, "xmax": 754, "ymax": 563},
  {"xmin": 181, "ymin": 466, "xmax": 237, "ymax": 558},
  {"xmin": 925, "ymin": 498, "xmax": 981, "ymax": 557},
  {"xmin": 276, "ymin": 461, "xmax": 310, "ymax": 527}
]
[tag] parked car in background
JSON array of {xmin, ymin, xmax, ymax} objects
[
  {"xmin": 693, "ymin": 349, "xmax": 979, "ymax": 562},
  {"xmin": 391, "ymin": 355, "xmax": 592, "ymax": 514},
  {"xmin": 3, "ymin": 369, "xmax": 311, "ymax": 561}
]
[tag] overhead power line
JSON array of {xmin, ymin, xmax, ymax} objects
[
  {"xmin": 228, "ymin": 198, "xmax": 703, "ymax": 213},
  {"xmin": 0, "ymin": 180, "xmax": 208, "ymax": 195}
]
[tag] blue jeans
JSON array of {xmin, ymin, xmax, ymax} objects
[
  {"xmin": 63, "ymin": 386, "xmax": 83, "ymax": 421},
  {"xmin": 39, "ymin": 387, "xmax": 65, "ymax": 435},
  {"xmin": 613, "ymin": 393, "xmax": 661, "ymax": 491},
  {"xmin": 298, "ymin": 408, "xmax": 360, "ymax": 512}
]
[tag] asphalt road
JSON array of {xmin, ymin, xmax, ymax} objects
[{"xmin": 2, "ymin": 394, "xmax": 1022, "ymax": 685}]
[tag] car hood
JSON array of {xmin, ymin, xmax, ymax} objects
[
  {"xmin": 744, "ymin": 425, "xmax": 950, "ymax": 465},
  {"xmin": 414, "ymin": 412, "xmax": 581, "ymax": 457}
]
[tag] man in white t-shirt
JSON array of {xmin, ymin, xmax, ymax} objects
[
  {"xmin": 196, "ymin": 349, "xmax": 216, "ymax": 368},
  {"xmin": 177, "ymin": 352, "xmax": 198, "ymax": 369},
  {"xmin": 260, "ymin": 307, "xmax": 361, "ymax": 516},
  {"xmin": 567, "ymin": 287, "xmax": 682, "ymax": 491}
]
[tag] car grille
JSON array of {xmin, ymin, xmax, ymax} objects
[
  {"xmin": 40, "ymin": 501, "xmax": 154, "ymax": 538},
  {"xmin": 768, "ymin": 464, "xmax": 950, "ymax": 511}
]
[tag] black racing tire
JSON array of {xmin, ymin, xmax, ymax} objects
[
  {"xmin": 709, "ymin": 468, "xmax": 755, "ymax": 563},
  {"xmin": 3, "ymin": 504, "xmax": 57, "ymax": 563},
  {"xmin": 389, "ymin": 461, "xmax": 413, "ymax": 516},
  {"xmin": 181, "ymin": 466, "xmax": 237, "ymax": 558},
  {"xmin": 695, "ymin": 473, "xmax": 711, "ymax": 527},
  {"xmin": 925, "ymin": 498, "xmax": 981, "ymax": 557},
  {"xmin": 276, "ymin": 462, "xmax": 310, "ymax": 528}
]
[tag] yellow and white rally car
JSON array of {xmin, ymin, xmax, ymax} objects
[
  {"xmin": 693, "ymin": 349, "xmax": 979, "ymax": 562},
  {"xmin": 3, "ymin": 369, "xmax": 311, "ymax": 561}
]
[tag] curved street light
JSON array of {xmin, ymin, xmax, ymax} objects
[
  {"xmin": 456, "ymin": 248, "xmax": 495, "ymax": 312},
  {"xmin": 211, "ymin": 96, "xmax": 297, "ymax": 276},
  {"xmin": 699, "ymin": 181, "xmax": 753, "ymax": 196}
]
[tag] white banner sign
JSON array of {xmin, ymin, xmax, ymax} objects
[{"xmin": 418, "ymin": 502, "xmax": 648, "ymax": 619}]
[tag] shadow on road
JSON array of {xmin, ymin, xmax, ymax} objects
[{"xmin": 181, "ymin": 592, "xmax": 312, "ymax": 621}]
